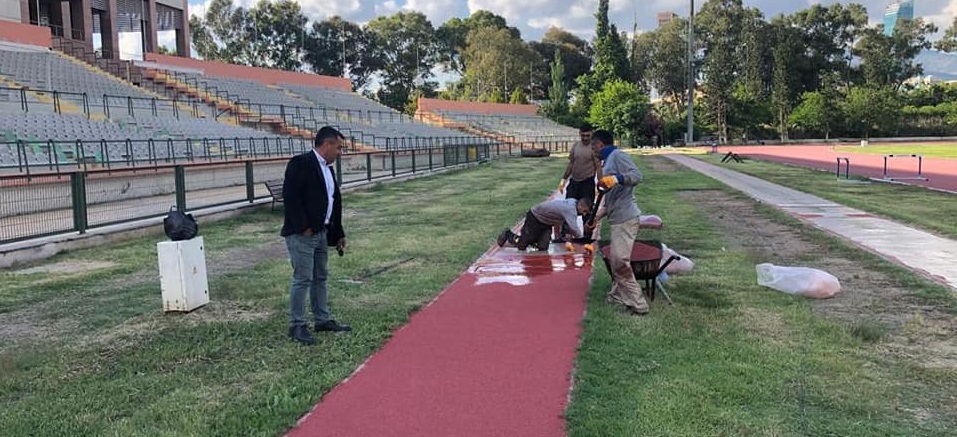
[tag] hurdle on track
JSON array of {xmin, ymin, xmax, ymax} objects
[
  {"xmin": 836, "ymin": 157, "xmax": 850, "ymax": 179},
  {"xmin": 882, "ymin": 154, "xmax": 929, "ymax": 181}
]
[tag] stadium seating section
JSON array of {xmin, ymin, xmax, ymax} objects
[{"xmin": 0, "ymin": 40, "xmax": 576, "ymax": 170}]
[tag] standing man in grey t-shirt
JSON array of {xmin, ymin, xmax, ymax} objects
[
  {"xmin": 555, "ymin": 123, "xmax": 601, "ymax": 243},
  {"xmin": 588, "ymin": 129, "xmax": 649, "ymax": 315}
]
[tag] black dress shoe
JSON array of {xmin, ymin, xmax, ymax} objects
[
  {"xmin": 315, "ymin": 320, "xmax": 352, "ymax": 332},
  {"xmin": 288, "ymin": 325, "xmax": 316, "ymax": 345}
]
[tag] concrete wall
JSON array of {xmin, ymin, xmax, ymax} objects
[
  {"xmin": 143, "ymin": 53, "xmax": 352, "ymax": 90},
  {"xmin": 0, "ymin": 151, "xmax": 450, "ymax": 218},
  {"xmin": 417, "ymin": 98, "xmax": 540, "ymax": 116},
  {"xmin": 0, "ymin": 19, "xmax": 51, "ymax": 47},
  {"xmin": 0, "ymin": 161, "xmax": 288, "ymax": 218},
  {"xmin": 0, "ymin": 0, "xmax": 20, "ymax": 21}
]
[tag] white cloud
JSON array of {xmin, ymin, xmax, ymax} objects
[
  {"xmin": 184, "ymin": 0, "xmax": 957, "ymax": 42},
  {"xmin": 375, "ymin": 0, "xmax": 402, "ymax": 16},
  {"xmin": 187, "ymin": 0, "xmax": 210, "ymax": 20},
  {"xmin": 404, "ymin": 0, "xmax": 464, "ymax": 25}
]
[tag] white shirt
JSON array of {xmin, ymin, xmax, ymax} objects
[{"xmin": 313, "ymin": 150, "xmax": 335, "ymax": 226}]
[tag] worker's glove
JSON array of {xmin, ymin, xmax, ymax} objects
[
  {"xmin": 564, "ymin": 242, "xmax": 574, "ymax": 252},
  {"xmin": 558, "ymin": 179, "xmax": 567, "ymax": 193},
  {"xmin": 583, "ymin": 243, "xmax": 594, "ymax": 254},
  {"xmin": 598, "ymin": 175, "xmax": 622, "ymax": 190}
]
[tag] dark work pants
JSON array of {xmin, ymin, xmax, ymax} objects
[{"xmin": 517, "ymin": 211, "xmax": 552, "ymax": 251}]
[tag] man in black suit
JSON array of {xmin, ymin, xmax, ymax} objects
[{"xmin": 281, "ymin": 126, "xmax": 352, "ymax": 345}]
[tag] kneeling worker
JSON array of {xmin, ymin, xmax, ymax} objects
[{"xmin": 498, "ymin": 198, "xmax": 592, "ymax": 251}]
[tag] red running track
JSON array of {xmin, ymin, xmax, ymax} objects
[
  {"xmin": 285, "ymin": 244, "xmax": 594, "ymax": 437},
  {"xmin": 713, "ymin": 144, "xmax": 957, "ymax": 192}
]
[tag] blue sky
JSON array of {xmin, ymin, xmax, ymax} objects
[{"xmin": 185, "ymin": 0, "xmax": 957, "ymax": 42}]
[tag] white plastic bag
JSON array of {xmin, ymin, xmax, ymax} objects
[
  {"xmin": 755, "ymin": 263, "xmax": 841, "ymax": 299},
  {"xmin": 660, "ymin": 243, "xmax": 694, "ymax": 274}
]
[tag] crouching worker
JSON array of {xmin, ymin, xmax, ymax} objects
[{"xmin": 498, "ymin": 198, "xmax": 592, "ymax": 251}]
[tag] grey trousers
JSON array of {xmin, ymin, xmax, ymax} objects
[{"xmin": 285, "ymin": 231, "xmax": 331, "ymax": 327}]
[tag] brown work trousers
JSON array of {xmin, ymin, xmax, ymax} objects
[{"xmin": 607, "ymin": 217, "xmax": 649, "ymax": 313}]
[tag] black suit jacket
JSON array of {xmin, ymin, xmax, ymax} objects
[{"xmin": 279, "ymin": 151, "xmax": 345, "ymax": 245}]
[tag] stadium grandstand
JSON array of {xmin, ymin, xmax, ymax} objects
[
  {"xmin": 0, "ymin": 18, "xmax": 579, "ymax": 248},
  {"xmin": 416, "ymin": 98, "xmax": 579, "ymax": 144},
  {"xmin": 0, "ymin": 8, "xmax": 579, "ymax": 169}
]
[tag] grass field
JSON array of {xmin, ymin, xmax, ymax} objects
[
  {"xmin": 834, "ymin": 143, "xmax": 957, "ymax": 159},
  {"xmin": 567, "ymin": 154, "xmax": 957, "ymax": 436},
  {"xmin": 695, "ymin": 153, "xmax": 957, "ymax": 240},
  {"xmin": 0, "ymin": 159, "xmax": 562, "ymax": 436},
  {"xmin": 1, "ymin": 154, "xmax": 956, "ymax": 436}
]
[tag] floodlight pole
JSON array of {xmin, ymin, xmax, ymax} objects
[{"xmin": 686, "ymin": 0, "xmax": 695, "ymax": 144}]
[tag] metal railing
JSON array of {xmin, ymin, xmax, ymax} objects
[{"xmin": 0, "ymin": 139, "xmax": 573, "ymax": 244}]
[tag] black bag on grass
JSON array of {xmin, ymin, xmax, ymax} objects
[{"xmin": 163, "ymin": 206, "xmax": 198, "ymax": 241}]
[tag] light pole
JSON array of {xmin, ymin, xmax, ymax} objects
[{"xmin": 686, "ymin": 0, "xmax": 695, "ymax": 144}]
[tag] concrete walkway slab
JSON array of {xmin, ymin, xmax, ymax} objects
[{"xmin": 667, "ymin": 154, "xmax": 957, "ymax": 290}]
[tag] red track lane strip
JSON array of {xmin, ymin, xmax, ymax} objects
[
  {"xmin": 713, "ymin": 144, "xmax": 957, "ymax": 192},
  {"xmin": 286, "ymin": 246, "xmax": 594, "ymax": 437}
]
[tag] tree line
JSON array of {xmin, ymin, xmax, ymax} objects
[{"xmin": 190, "ymin": 0, "xmax": 957, "ymax": 143}]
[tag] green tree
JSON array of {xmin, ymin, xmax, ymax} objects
[
  {"xmin": 188, "ymin": 0, "xmax": 250, "ymax": 64},
  {"xmin": 769, "ymin": 18, "xmax": 803, "ymax": 140},
  {"xmin": 841, "ymin": 85, "xmax": 902, "ymax": 138},
  {"xmin": 574, "ymin": 0, "xmax": 630, "ymax": 114},
  {"xmin": 935, "ymin": 16, "xmax": 957, "ymax": 53},
  {"xmin": 303, "ymin": 17, "xmax": 379, "ymax": 90},
  {"xmin": 787, "ymin": 3, "xmax": 868, "ymax": 91},
  {"xmin": 365, "ymin": 12, "xmax": 437, "ymax": 110},
  {"xmin": 630, "ymin": 30, "xmax": 656, "ymax": 92},
  {"xmin": 461, "ymin": 26, "xmax": 540, "ymax": 101},
  {"xmin": 189, "ymin": 0, "xmax": 309, "ymax": 70},
  {"xmin": 789, "ymin": 91, "xmax": 837, "ymax": 139},
  {"xmin": 645, "ymin": 18, "xmax": 688, "ymax": 115},
  {"xmin": 593, "ymin": 0, "xmax": 630, "ymax": 81},
  {"xmin": 543, "ymin": 51, "xmax": 568, "ymax": 117},
  {"xmin": 739, "ymin": 8, "xmax": 769, "ymax": 99},
  {"xmin": 696, "ymin": 0, "xmax": 747, "ymax": 142},
  {"xmin": 853, "ymin": 19, "xmax": 938, "ymax": 89},
  {"xmin": 588, "ymin": 79, "xmax": 650, "ymax": 143},
  {"xmin": 529, "ymin": 27, "xmax": 592, "ymax": 96},
  {"xmin": 243, "ymin": 0, "xmax": 308, "ymax": 71},
  {"xmin": 509, "ymin": 89, "xmax": 528, "ymax": 104},
  {"xmin": 435, "ymin": 10, "xmax": 520, "ymax": 74},
  {"xmin": 487, "ymin": 89, "xmax": 506, "ymax": 103}
]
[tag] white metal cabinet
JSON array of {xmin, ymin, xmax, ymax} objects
[{"xmin": 157, "ymin": 236, "xmax": 209, "ymax": 312}]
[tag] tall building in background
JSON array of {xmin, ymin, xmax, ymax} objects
[
  {"xmin": 0, "ymin": 0, "xmax": 190, "ymax": 59},
  {"xmin": 657, "ymin": 12, "xmax": 678, "ymax": 28},
  {"xmin": 884, "ymin": 0, "xmax": 915, "ymax": 36}
]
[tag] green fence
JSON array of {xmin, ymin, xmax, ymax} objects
[{"xmin": 0, "ymin": 139, "xmax": 573, "ymax": 245}]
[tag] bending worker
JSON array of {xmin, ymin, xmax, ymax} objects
[{"xmin": 498, "ymin": 198, "xmax": 592, "ymax": 251}]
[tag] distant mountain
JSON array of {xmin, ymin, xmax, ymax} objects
[{"xmin": 916, "ymin": 49, "xmax": 957, "ymax": 81}]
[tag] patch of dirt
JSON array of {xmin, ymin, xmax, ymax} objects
[
  {"xmin": 0, "ymin": 239, "xmax": 289, "ymax": 345},
  {"xmin": 645, "ymin": 156, "xmax": 682, "ymax": 172},
  {"xmin": 12, "ymin": 260, "xmax": 117, "ymax": 275},
  {"xmin": 208, "ymin": 239, "xmax": 288, "ymax": 277},
  {"xmin": 681, "ymin": 189, "xmax": 957, "ymax": 369},
  {"xmin": 0, "ymin": 308, "xmax": 70, "ymax": 344},
  {"xmin": 91, "ymin": 299, "xmax": 273, "ymax": 347}
]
